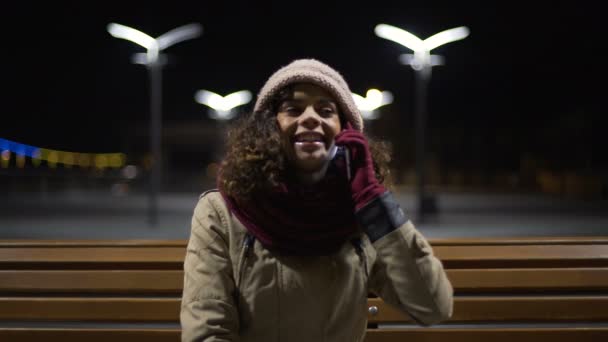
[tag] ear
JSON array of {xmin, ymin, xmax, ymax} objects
[{"xmin": 345, "ymin": 122, "xmax": 354, "ymax": 130}]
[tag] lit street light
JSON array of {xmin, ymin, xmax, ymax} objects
[
  {"xmin": 107, "ymin": 22, "xmax": 202, "ymax": 225},
  {"xmin": 194, "ymin": 89, "xmax": 252, "ymax": 121},
  {"xmin": 352, "ymin": 89, "xmax": 393, "ymax": 120},
  {"xmin": 194, "ymin": 89, "xmax": 252, "ymax": 163},
  {"xmin": 375, "ymin": 23, "xmax": 469, "ymax": 221}
]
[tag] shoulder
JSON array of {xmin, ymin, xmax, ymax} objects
[
  {"xmin": 190, "ymin": 189, "xmax": 248, "ymax": 255},
  {"xmin": 190, "ymin": 189, "xmax": 236, "ymax": 249},
  {"xmin": 193, "ymin": 189, "xmax": 247, "ymax": 234},
  {"xmin": 192, "ymin": 189, "xmax": 233, "ymax": 234},
  {"xmin": 194, "ymin": 189, "xmax": 227, "ymax": 219}
]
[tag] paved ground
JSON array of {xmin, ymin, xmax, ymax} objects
[{"xmin": 1, "ymin": 188, "xmax": 607, "ymax": 239}]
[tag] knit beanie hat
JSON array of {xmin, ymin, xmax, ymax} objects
[{"xmin": 253, "ymin": 59, "xmax": 364, "ymax": 131}]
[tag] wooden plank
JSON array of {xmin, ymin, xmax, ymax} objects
[
  {"xmin": 1, "ymin": 236, "xmax": 607, "ymax": 248},
  {"xmin": 368, "ymin": 296, "xmax": 608, "ymax": 323},
  {"xmin": 0, "ymin": 298, "xmax": 180, "ymax": 321},
  {"xmin": 0, "ymin": 247, "xmax": 185, "ymax": 269},
  {"xmin": 2, "ymin": 240, "xmax": 608, "ymax": 270},
  {"xmin": 448, "ymin": 268, "xmax": 608, "ymax": 292},
  {"xmin": 0, "ymin": 271, "xmax": 183, "ymax": 294},
  {"xmin": 0, "ymin": 240, "xmax": 186, "ymax": 247},
  {"xmin": 0, "ymin": 329, "xmax": 180, "ymax": 342},
  {"xmin": 364, "ymin": 328, "xmax": 608, "ymax": 342},
  {"xmin": 429, "ymin": 237, "xmax": 608, "ymax": 246},
  {"xmin": 434, "ymin": 244, "xmax": 608, "ymax": 268},
  {"xmin": 1, "ymin": 328, "xmax": 607, "ymax": 342},
  {"xmin": 2, "ymin": 296, "xmax": 607, "ymax": 323},
  {"xmin": 1, "ymin": 268, "xmax": 607, "ymax": 294}
]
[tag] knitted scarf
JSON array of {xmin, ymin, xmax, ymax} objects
[{"xmin": 219, "ymin": 171, "xmax": 358, "ymax": 256}]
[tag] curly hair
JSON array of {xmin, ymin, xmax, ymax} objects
[{"xmin": 219, "ymin": 87, "xmax": 392, "ymax": 200}]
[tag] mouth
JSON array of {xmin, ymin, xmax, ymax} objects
[{"xmin": 293, "ymin": 132, "xmax": 326, "ymax": 149}]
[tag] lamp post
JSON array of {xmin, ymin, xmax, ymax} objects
[
  {"xmin": 194, "ymin": 89, "xmax": 252, "ymax": 162},
  {"xmin": 375, "ymin": 24, "xmax": 469, "ymax": 221},
  {"xmin": 108, "ymin": 22, "xmax": 202, "ymax": 225}
]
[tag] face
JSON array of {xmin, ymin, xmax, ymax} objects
[{"xmin": 276, "ymin": 83, "xmax": 342, "ymax": 174}]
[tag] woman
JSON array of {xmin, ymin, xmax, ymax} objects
[{"xmin": 181, "ymin": 59, "xmax": 453, "ymax": 341}]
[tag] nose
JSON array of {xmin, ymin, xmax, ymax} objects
[{"xmin": 298, "ymin": 106, "xmax": 321, "ymax": 129}]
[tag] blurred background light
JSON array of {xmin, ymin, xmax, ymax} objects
[
  {"xmin": 122, "ymin": 165, "xmax": 138, "ymax": 180},
  {"xmin": 62, "ymin": 152, "xmax": 75, "ymax": 168},
  {"xmin": 0, "ymin": 138, "xmax": 125, "ymax": 170},
  {"xmin": 353, "ymin": 89, "xmax": 393, "ymax": 120},
  {"xmin": 1, "ymin": 150, "xmax": 10, "ymax": 168},
  {"xmin": 194, "ymin": 89, "xmax": 252, "ymax": 120},
  {"xmin": 47, "ymin": 151, "xmax": 58, "ymax": 168},
  {"xmin": 95, "ymin": 155, "xmax": 109, "ymax": 169},
  {"xmin": 32, "ymin": 149, "xmax": 41, "ymax": 167}
]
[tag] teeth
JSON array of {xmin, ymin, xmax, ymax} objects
[
  {"xmin": 295, "ymin": 133, "xmax": 323, "ymax": 142},
  {"xmin": 295, "ymin": 141, "xmax": 323, "ymax": 144}
]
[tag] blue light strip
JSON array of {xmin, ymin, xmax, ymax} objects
[
  {"xmin": 0, "ymin": 138, "xmax": 39, "ymax": 158},
  {"xmin": 0, "ymin": 137, "xmax": 126, "ymax": 168}
]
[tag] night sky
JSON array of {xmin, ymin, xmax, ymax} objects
[{"xmin": 1, "ymin": 1, "xmax": 605, "ymax": 173}]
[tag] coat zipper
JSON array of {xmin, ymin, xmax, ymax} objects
[{"xmin": 236, "ymin": 233, "xmax": 255, "ymax": 288}]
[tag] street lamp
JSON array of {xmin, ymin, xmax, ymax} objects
[
  {"xmin": 375, "ymin": 23, "xmax": 469, "ymax": 221},
  {"xmin": 194, "ymin": 89, "xmax": 252, "ymax": 120},
  {"xmin": 352, "ymin": 89, "xmax": 393, "ymax": 120},
  {"xmin": 194, "ymin": 89, "xmax": 252, "ymax": 167},
  {"xmin": 107, "ymin": 22, "xmax": 202, "ymax": 225}
]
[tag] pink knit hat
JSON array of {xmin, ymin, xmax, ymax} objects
[{"xmin": 253, "ymin": 59, "xmax": 364, "ymax": 131}]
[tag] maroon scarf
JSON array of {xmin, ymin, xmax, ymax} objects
[{"xmin": 219, "ymin": 172, "xmax": 358, "ymax": 256}]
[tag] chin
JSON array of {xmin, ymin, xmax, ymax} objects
[
  {"xmin": 294, "ymin": 152, "xmax": 327, "ymax": 170},
  {"xmin": 295, "ymin": 159, "xmax": 325, "ymax": 173}
]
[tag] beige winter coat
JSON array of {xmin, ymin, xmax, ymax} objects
[{"xmin": 181, "ymin": 190, "xmax": 453, "ymax": 341}]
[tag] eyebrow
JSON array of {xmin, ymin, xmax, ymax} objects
[
  {"xmin": 282, "ymin": 98, "xmax": 337, "ymax": 105},
  {"xmin": 317, "ymin": 99, "xmax": 337, "ymax": 106}
]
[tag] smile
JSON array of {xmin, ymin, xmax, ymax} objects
[{"xmin": 294, "ymin": 132, "xmax": 325, "ymax": 144}]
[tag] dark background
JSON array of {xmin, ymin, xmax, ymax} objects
[{"xmin": 1, "ymin": 0, "xmax": 606, "ymax": 196}]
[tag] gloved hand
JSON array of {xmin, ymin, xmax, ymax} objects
[{"xmin": 334, "ymin": 122, "xmax": 386, "ymax": 210}]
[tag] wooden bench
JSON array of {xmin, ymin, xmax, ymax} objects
[{"xmin": 1, "ymin": 237, "xmax": 607, "ymax": 341}]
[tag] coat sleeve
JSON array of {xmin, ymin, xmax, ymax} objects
[
  {"xmin": 181, "ymin": 193, "xmax": 240, "ymax": 341},
  {"xmin": 360, "ymin": 192, "xmax": 453, "ymax": 326}
]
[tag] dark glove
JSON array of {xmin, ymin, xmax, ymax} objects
[{"xmin": 334, "ymin": 122, "xmax": 386, "ymax": 210}]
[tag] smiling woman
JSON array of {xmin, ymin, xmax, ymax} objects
[
  {"xmin": 219, "ymin": 67, "xmax": 392, "ymax": 200},
  {"xmin": 180, "ymin": 59, "xmax": 453, "ymax": 342}
]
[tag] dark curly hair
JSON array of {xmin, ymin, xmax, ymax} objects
[{"xmin": 219, "ymin": 86, "xmax": 392, "ymax": 200}]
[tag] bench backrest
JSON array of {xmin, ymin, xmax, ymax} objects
[{"xmin": 1, "ymin": 237, "xmax": 607, "ymax": 341}]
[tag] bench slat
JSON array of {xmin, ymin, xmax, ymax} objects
[
  {"xmin": 365, "ymin": 328, "xmax": 608, "ymax": 342},
  {"xmin": 0, "ymin": 298, "xmax": 180, "ymax": 321},
  {"xmin": 0, "ymin": 240, "xmax": 186, "ymax": 247},
  {"xmin": 435, "ymin": 244, "xmax": 608, "ymax": 268},
  {"xmin": 449, "ymin": 268, "xmax": 608, "ymax": 292},
  {"xmin": 2, "ymin": 296, "xmax": 608, "ymax": 323},
  {"xmin": 2, "ymin": 268, "xmax": 607, "ymax": 294},
  {"xmin": 0, "ymin": 271, "xmax": 183, "ymax": 294},
  {"xmin": 368, "ymin": 296, "xmax": 608, "ymax": 323},
  {"xmin": 0, "ymin": 329, "xmax": 179, "ymax": 342},
  {"xmin": 2, "ymin": 244, "xmax": 607, "ymax": 269},
  {"xmin": 2, "ymin": 236, "xmax": 607, "ymax": 247},
  {"xmin": 0, "ymin": 247, "xmax": 184, "ymax": 269},
  {"xmin": 429, "ymin": 237, "xmax": 608, "ymax": 246},
  {"xmin": 1, "ymin": 328, "xmax": 607, "ymax": 342}
]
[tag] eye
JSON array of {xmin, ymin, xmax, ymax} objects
[
  {"xmin": 319, "ymin": 107, "xmax": 336, "ymax": 116},
  {"xmin": 284, "ymin": 106, "xmax": 300, "ymax": 115},
  {"xmin": 279, "ymin": 102, "xmax": 301, "ymax": 115}
]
